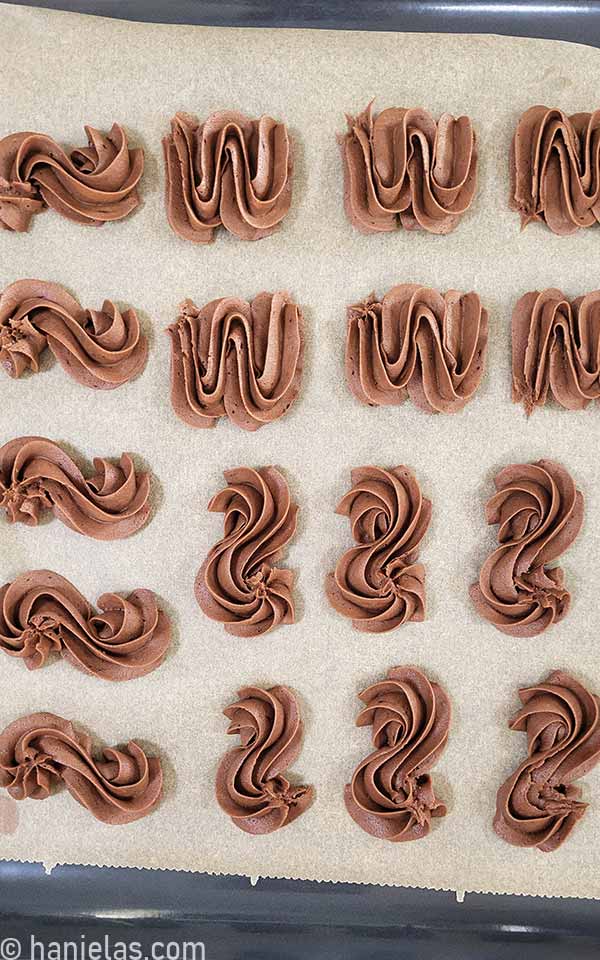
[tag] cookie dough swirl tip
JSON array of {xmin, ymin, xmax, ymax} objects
[
  {"xmin": 345, "ymin": 666, "xmax": 450, "ymax": 842},
  {"xmin": 0, "ymin": 712, "xmax": 162, "ymax": 824},
  {"xmin": 216, "ymin": 684, "xmax": 314, "ymax": 834}
]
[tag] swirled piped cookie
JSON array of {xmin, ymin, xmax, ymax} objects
[
  {"xmin": 511, "ymin": 106, "xmax": 600, "ymax": 235},
  {"xmin": 195, "ymin": 467, "xmax": 297, "ymax": 636},
  {"xmin": 470, "ymin": 460, "xmax": 583, "ymax": 636},
  {"xmin": 0, "ymin": 123, "xmax": 143, "ymax": 232},
  {"xmin": 340, "ymin": 102, "xmax": 477, "ymax": 234},
  {"xmin": 163, "ymin": 111, "xmax": 292, "ymax": 243},
  {"xmin": 495, "ymin": 671, "xmax": 600, "ymax": 851},
  {"xmin": 345, "ymin": 665, "xmax": 451, "ymax": 842},
  {"xmin": 346, "ymin": 285, "xmax": 487, "ymax": 413},
  {"xmin": 216, "ymin": 684, "xmax": 314, "ymax": 834},
  {"xmin": 326, "ymin": 466, "xmax": 431, "ymax": 632}
]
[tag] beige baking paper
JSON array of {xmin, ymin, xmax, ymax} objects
[{"xmin": 2, "ymin": 2, "xmax": 600, "ymax": 901}]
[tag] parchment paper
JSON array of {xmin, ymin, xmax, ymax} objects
[{"xmin": 3, "ymin": 2, "xmax": 600, "ymax": 900}]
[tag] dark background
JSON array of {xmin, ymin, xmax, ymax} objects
[
  {"xmin": 2, "ymin": 2, "xmax": 600, "ymax": 957},
  {"xmin": 1, "ymin": 0, "xmax": 600, "ymax": 43}
]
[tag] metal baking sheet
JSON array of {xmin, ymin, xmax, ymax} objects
[{"xmin": 2, "ymin": 1, "xmax": 600, "ymax": 957}]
